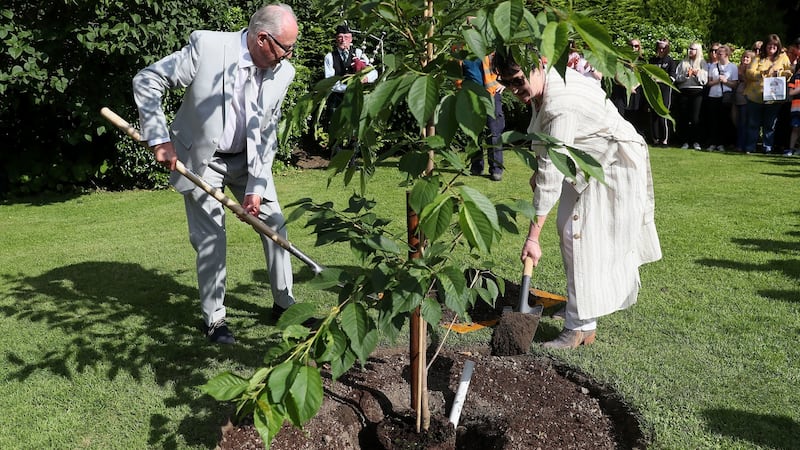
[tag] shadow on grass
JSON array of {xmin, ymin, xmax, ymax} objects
[
  {"xmin": 0, "ymin": 261, "xmax": 278, "ymax": 449},
  {"xmin": 695, "ymin": 230, "xmax": 800, "ymax": 303},
  {"xmin": 0, "ymin": 192, "xmax": 86, "ymax": 207},
  {"xmin": 703, "ymin": 408, "xmax": 800, "ymax": 449}
]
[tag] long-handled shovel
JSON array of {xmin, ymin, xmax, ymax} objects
[
  {"xmin": 100, "ymin": 107, "xmax": 324, "ymax": 274},
  {"xmin": 490, "ymin": 257, "xmax": 543, "ymax": 356}
]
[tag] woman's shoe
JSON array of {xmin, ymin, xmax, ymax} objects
[{"xmin": 542, "ymin": 328, "xmax": 596, "ymax": 349}]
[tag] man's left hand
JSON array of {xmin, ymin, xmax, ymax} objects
[{"xmin": 241, "ymin": 194, "xmax": 262, "ymax": 219}]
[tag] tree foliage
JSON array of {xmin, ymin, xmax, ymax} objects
[
  {"xmin": 0, "ymin": 0, "xmax": 317, "ymax": 195},
  {"xmin": 0, "ymin": 0, "xmax": 795, "ymax": 197}
]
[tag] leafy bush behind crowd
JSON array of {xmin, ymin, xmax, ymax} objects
[{"xmin": 0, "ymin": 0, "xmax": 792, "ymax": 196}]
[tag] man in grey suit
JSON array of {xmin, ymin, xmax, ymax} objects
[{"xmin": 132, "ymin": 4, "xmax": 299, "ymax": 344}]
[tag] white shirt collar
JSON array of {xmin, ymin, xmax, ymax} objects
[{"xmin": 240, "ymin": 31, "xmax": 255, "ymax": 70}]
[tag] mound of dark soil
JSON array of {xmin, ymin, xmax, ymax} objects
[{"xmin": 217, "ymin": 347, "xmax": 648, "ymax": 449}]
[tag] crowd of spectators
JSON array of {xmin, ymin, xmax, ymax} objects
[{"xmin": 568, "ymin": 34, "xmax": 800, "ymax": 155}]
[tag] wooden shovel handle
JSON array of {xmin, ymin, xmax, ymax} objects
[
  {"xmin": 523, "ymin": 256, "xmax": 534, "ymax": 278},
  {"xmin": 99, "ymin": 107, "xmax": 325, "ymax": 274}
]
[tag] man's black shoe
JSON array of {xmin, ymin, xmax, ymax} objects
[
  {"xmin": 202, "ymin": 319, "xmax": 236, "ymax": 344},
  {"xmin": 272, "ymin": 304, "xmax": 288, "ymax": 321}
]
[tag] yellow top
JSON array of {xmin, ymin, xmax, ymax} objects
[{"xmin": 744, "ymin": 52, "xmax": 793, "ymax": 103}]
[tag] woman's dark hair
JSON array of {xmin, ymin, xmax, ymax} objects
[
  {"xmin": 760, "ymin": 33, "xmax": 783, "ymax": 59},
  {"xmin": 491, "ymin": 51, "xmax": 522, "ymax": 78}
]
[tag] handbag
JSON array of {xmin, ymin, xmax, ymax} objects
[
  {"xmin": 721, "ymin": 91, "xmax": 734, "ymax": 105},
  {"xmin": 763, "ymin": 76, "xmax": 787, "ymax": 102}
]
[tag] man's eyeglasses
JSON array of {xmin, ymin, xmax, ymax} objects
[
  {"xmin": 267, "ymin": 32, "xmax": 294, "ymax": 60},
  {"xmin": 632, "ymin": 44, "xmax": 640, "ymax": 49},
  {"xmin": 497, "ymin": 75, "xmax": 527, "ymax": 88},
  {"xmin": 711, "ymin": 48, "xmax": 720, "ymax": 53}
]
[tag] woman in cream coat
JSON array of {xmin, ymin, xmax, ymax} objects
[{"xmin": 492, "ymin": 53, "xmax": 662, "ymax": 349}]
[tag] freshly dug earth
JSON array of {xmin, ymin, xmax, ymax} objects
[
  {"xmin": 217, "ymin": 347, "xmax": 648, "ymax": 449},
  {"xmin": 490, "ymin": 310, "xmax": 542, "ymax": 356},
  {"xmin": 216, "ymin": 272, "xmax": 647, "ymax": 449}
]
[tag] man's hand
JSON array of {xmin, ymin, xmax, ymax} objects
[
  {"xmin": 153, "ymin": 142, "xmax": 178, "ymax": 171},
  {"xmin": 241, "ymin": 194, "xmax": 262, "ymax": 219}
]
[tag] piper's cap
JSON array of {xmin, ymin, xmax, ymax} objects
[{"xmin": 335, "ymin": 24, "xmax": 351, "ymax": 35}]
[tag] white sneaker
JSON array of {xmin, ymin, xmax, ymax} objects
[
  {"xmin": 680, "ymin": 143, "xmax": 689, "ymax": 149},
  {"xmin": 692, "ymin": 142, "xmax": 701, "ymax": 150}
]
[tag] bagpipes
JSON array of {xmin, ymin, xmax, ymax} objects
[{"xmin": 343, "ymin": 20, "xmax": 386, "ymax": 68}]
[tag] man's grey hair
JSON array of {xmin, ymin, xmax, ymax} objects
[{"xmin": 249, "ymin": 3, "xmax": 296, "ymax": 35}]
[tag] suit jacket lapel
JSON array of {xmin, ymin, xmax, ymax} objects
[{"xmin": 221, "ymin": 32, "xmax": 243, "ymax": 128}]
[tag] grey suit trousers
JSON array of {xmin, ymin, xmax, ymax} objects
[{"xmin": 184, "ymin": 151, "xmax": 294, "ymax": 326}]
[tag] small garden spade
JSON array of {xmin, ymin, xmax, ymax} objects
[{"xmin": 490, "ymin": 257, "xmax": 543, "ymax": 356}]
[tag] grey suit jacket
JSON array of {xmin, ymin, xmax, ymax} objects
[{"xmin": 132, "ymin": 30, "xmax": 295, "ymax": 200}]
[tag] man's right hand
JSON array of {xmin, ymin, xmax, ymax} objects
[{"xmin": 153, "ymin": 142, "xmax": 178, "ymax": 171}]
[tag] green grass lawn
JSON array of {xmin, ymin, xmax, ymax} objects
[{"xmin": 1, "ymin": 147, "xmax": 798, "ymax": 449}]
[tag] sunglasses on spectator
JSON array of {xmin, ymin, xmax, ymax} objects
[
  {"xmin": 497, "ymin": 75, "xmax": 527, "ymax": 88},
  {"xmin": 632, "ymin": 44, "xmax": 640, "ymax": 49}
]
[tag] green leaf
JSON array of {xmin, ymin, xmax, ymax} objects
[
  {"xmin": 438, "ymin": 265, "xmax": 469, "ymax": 317},
  {"xmin": 510, "ymin": 199, "xmax": 537, "ymax": 222},
  {"xmin": 566, "ymin": 146, "xmax": 605, "ymax": 184},
  {"xmin": 366, "ymin": 77, "xmax": 401, "ymax": 118},
  {"xmin": 459, "ymin": 185, "xmax": 499, "ymax": 232},
  {"xmin": 421, "ymin": 296, "xmax": 442, "ymax": 327},
  {"xmin": 249, "ymin": 367, "xmax": 270, "ymax": 391},
  {"xmin": 547, "ymin": 148, "xmax": 577, "ymax": 181},
  {"xmin": 462, "ymin": 28, "xmax": 486, "ymax": 59},
  {"xmin": 276, "ymin": 302, "xmax": 317, "ymax": 328},
  {"xmin": 508, "ymin": 146, "xmax": 537, "ymax": 171},
  {"xmin": 340, "ymin": 303, "xmax": 378, "ymax": 363},
  {"xmin": 409, "ymin": 176, "xmax": 440, "ymax": 214},
  {"xmin": 459, "ymin": 203, "xmax": 492, "ymax": 253},
  {"xmin": 308, "ymin": 267, "xmax": 346, "ymax": 290},
  {"xmin": 287, "ymin": 366, "xmax": 324, "ymax": 426},
  {"xmin": 399, "ymin": 151, "xmax": 432, "ymax": 178},
  {"xmin": 407, "ymin": 74, "xmax": 439, "ymax": 128},
  {"xmin": 496, "ymin": 203, "xmax": 520, "ymax": 234},
  {"xmin": 267, "ymin": 361, "xmax": 297, "ymax": 404},
  {"xmin": 639, "ymin": 65, "xmax": 673, "ymax": 122},
  {"xmin": 365, "ymin": 234, "xmax": 403, "ymax": 255},
  {"xmin": 493, "ymin": 0, "xmax": 524, "ymax": 42},
  {"xmin": 331, "ymin": 349, "xmax": 357, "ymax": 380},
  {"xmin": 435, "ymin": 94, "xmax": 458, "ymax": 146},
  {"xmin": 285, "ymin": 202, "xmax": 311, "ymax": 225},
  {"xmin": 455, "ymin": 85, "xmax": 488, "ymax": 144},
  {"xmin": 253, "ymin": 399, "xmax": 283, "ymax": 449},
  {"xmin": 199, "ymin": 372, "xmax": 249, "ymax": 401},
  {"xmin": 439, "ymin": 149, "xmax": 466, "ymax": 171},
  {"xmin": 419, "ymin": 193, "xmax": 454, "ymax": 242},
  {"xmin": 315, "ymin": 323, "xmax": 348, "ymax": 363}
]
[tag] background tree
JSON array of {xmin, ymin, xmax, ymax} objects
[{"xmin": 1, "ymin": 0, "xmax": 796, "ymax": 198}]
